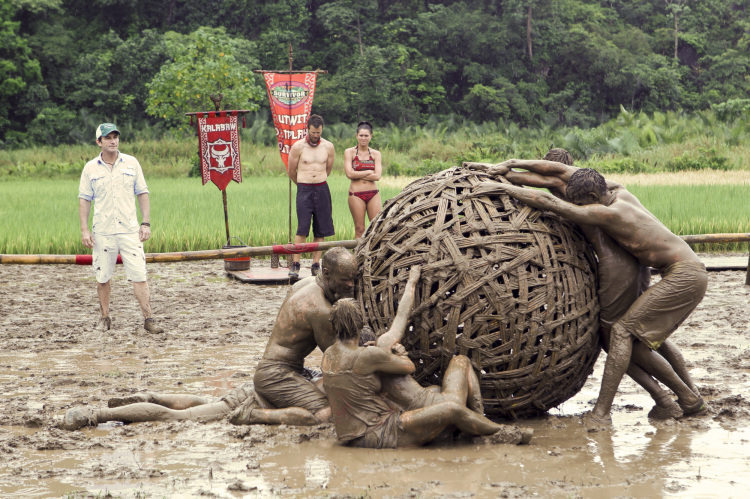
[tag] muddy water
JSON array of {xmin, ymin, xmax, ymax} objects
[{"xmin": 1, "ymin": 259, "xmax": 749, "ymax": 498}]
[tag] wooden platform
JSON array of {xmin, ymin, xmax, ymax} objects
[
  {"xmin": 700, "ymin": 254, "xmax": 748, "ymax": 271},
  {"xmin": 227, "ymin": 263, "xmax": 314, "ymax": 284}
]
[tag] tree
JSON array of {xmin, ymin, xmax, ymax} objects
[
  {"xmin": 145, "ymin": 27, "xmax": 265, "ymax": 131},
  {"xmin": 317, "ymin": 0, "xmax": 378, "ymax": 57},
  {"xmin": 0, "ymin": 0, "xmax": 42, "ymax": 144}
]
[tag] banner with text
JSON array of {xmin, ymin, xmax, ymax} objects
[
  {"xmin": 197, "ymin": 111, "xmax": 242, "ymax": 191},
  {"xmin": 262, "ymin": 72, "xmax": 318, "ymax": 169}
]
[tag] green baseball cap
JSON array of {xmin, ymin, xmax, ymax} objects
[{"xmin": 96, "ymin": 123, "xmax": 120, "ymax": 140}]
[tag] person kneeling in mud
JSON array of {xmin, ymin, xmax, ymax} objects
[{"xmin": 321, "ymin": 266, "xmax": 532, "ymax": 448}]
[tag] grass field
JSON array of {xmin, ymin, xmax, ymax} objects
[{"xmin": 1, "ymin": 171, "xmax": 748, "ymax": 255}]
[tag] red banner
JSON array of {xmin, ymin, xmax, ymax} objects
[
  {"xmin": 197, "ymin": 111, "xmax": 242, "ymax": 191},
  {"xmin": 261, "ymin": 72, "xmax": 318, "ymax": 169}
]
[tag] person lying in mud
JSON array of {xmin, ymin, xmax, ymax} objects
[
  {"xmin": 465, "ymin": 150, "xmax": 703, "ymax": 420},
  {"xmin": 60, "ymin": 247, "xmax": 357, "ymax": 431},
  {"xmin": 471, "ymin": 162, "xmax": 707, "ymax": 426},
  {"xmin": 321, "ymin": 266, "xmax": 532, "ymax": 448}
]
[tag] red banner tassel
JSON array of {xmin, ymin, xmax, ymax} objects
[
  {"xmin": 242, "ymin": 116, "xmax": 246, "ymax": 128},
  {"xmin": 190, "ymin": 115, "xmax": 193, "ymax": 126}
]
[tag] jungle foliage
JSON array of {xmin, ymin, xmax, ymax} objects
[{"xmin": 1, "ymin": 0, "xmax": 749, "ymax": 147}]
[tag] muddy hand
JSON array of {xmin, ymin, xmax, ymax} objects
[
  {"xmin": 462, "ymin": 162, "xmax": 492, "ymax": 172},
  {"xmin": 487, "ymin": 160, "xmax": 513, "ymax": 176}
]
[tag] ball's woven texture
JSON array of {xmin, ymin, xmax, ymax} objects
[{"xmin": 356, "ymin": 167, "xmax": 601, "ymax": 418}]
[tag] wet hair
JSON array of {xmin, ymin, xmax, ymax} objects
[
  {"xmin": 359, "ymin": 325, "xmax": 377, "ymax": 345},
  {"xmin": 543, "ymin": 148, "xmax": 573, "ymax": 166},
  {"xmin": 321, "ymin": 247, "xmax": 353, "ymax": 274},
  {"xmin": 331, "ymin": 298, "xmax": 363, "ymax": 340},
  {"xmin": 308, "ymin": 114, "xmax": 324, "ymax": 129},
  {"xmin": 566, "ymin": 168, "xmax": 607, "ymax": 203},
  {"xmin": 356, "ymin": 121, "xmax": 373, "ymax": 134}
]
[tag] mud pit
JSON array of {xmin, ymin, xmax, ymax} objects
[{"xmin": 1, "ymin": 257, "xmax": 749, "ymax": 498}]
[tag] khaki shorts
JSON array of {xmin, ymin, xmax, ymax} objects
[
  {"xmin": 616, "ymin": 260, "xmax": 707, "ymax": 350},
  {"xmin": 93, "ymin": 232, "xmax": 147, "ymax": 283}
]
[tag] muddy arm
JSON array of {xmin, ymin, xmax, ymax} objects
[{"xmin": 377, "ymin": 266, "xmax": 421, "ymax": 352}]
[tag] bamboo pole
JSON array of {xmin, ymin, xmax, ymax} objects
[{"xmin": 0, "ymin": 240, "xmax": 359, "ymax": 265}]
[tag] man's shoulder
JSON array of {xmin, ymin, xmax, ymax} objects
[
  {"xmin": 119, "ymin": 153, "xmax": 140, "ymax": 166},
  {"xmin": 286, "ymin": 279, "xmax": 326, "ymax": 306}
]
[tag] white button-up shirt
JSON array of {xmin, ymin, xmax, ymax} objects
[{"xmin": 79, "ymin": 152, "xmax": 149, "ymax": 235}]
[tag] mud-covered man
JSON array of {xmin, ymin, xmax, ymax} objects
[
  {"xmin": 287, "ymin": 114, "xmax": 336, "ymax": 278},
  {"xmin": 60, "ymin": 247, "xmax": 357, "ymax": 430},
  {"xmin": 230, "ymin": 246, "xmax": 357, "ymax": 425},
  {"xmin": 467, "ymin": 150, "xmax": 703, "ymax": 420},
  {"xmin": 475, "ymin": 164, "xmax": 707, "ymax": 426}
]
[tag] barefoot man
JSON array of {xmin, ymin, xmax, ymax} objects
[
  {"xmin": 287, "ymin": 114, "xmax": 336, "ymax": 278},
  {"xmin": 475, "ymin": 167, "xmax": 707, "ymax": 426},
  {"xmin": 466, "ymin": 150, "xmax": 702, "ymax": 420},
  {"xmin": 61, "ymin": 247, "xmax": 357, "ymax": 430}
]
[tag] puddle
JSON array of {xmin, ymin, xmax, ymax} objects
[{"xmin": 1, "ymin": 260, "xmax": 749, "ymax": 497}]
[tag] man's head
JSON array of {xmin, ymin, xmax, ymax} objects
[
  {"xmin": 321, "ymin": 247, "xmax": 357, "ymax": 301},
  {"xmin": 566, "ymin": 168, "xmax": 607, "ymax": 205},
  {"xmin": 330, "ymin": 298, "xmax": 363, "ymax": 341},
  {"xmin": 543, "ymin": 148, "xmax": 573, "ymax": 166},
  {"xmin": 307, "ymin": 114, "xmax": 324, "ymax": 145},
  {"xmin": 96, "ymin": 123, "xmax": 120, "ymax": 151}
]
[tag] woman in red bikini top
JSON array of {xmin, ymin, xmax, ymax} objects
[{"xmin": 344, "ymin": 121, "xmax": 382, "ymax": 239}]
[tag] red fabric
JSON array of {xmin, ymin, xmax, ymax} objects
[
  {"xmin": 271, "ymin": 243, "xmax": 320, "ymax": 255},
  {"xmin": 74, "ymin": 255, "xmax": 123, "ymax": 265},
  {"xmin": 197, "ymin": 114, "xmax": 242, "ymax": 191},
  {"xmin": 349, "ymin": 190, "xmax": 379, "ymax": 204},
  {"xmin": 261, "ymin": 72, "xmax": 318, "ymax": 169}
]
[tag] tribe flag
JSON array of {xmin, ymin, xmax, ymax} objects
[
  {"xmin": 262, "ymin": 72, "xmax": 318, "ymax": 169},
  {"xmin": 197, "ymin": 111, "xmax": 242, "ymax": 191}
]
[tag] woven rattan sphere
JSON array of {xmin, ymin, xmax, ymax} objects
[{"xmin": 356, "ymin": 167, "xmax": 600, "ymax": 418}]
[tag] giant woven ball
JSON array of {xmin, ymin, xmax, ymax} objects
[{"xmin": 356, "ymin": 167, "xmax": 601, "ymax": 418}]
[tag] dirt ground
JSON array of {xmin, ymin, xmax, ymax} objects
[{"xmin": 1, "ymin": 255, "xmax": 749, "ymax": 498}]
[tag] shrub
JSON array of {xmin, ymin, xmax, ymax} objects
[{"xmin": 665, "ymin": 147, "xmax": 732, "ymax": 172}]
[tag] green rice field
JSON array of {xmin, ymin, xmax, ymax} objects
[{"xmin": 1, "ymin": 174, "xmax": 748, "ymax": 255}]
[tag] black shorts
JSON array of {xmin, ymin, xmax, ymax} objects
[{"xmin": 296, "ymin": 182, "xmax": 335, "ymax": 238}]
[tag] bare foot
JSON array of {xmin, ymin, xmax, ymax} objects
[
  {"xmin": 228, "ymin": 396, "xmax": 259, "ymax": 425},
  {"xmin": 678, "ymin": 397, "xmax": 708, "ymax": 417},
  {"xmin": 580, "ymin": 411, "xmax": 612, "ymax": 431},
  {"xmin": 473, "ymin": 425, "xmax": 532, "ymax": 445},
  {"xmin": 648, "ymin": 395, "xmax": 683, "ymax": 420}
]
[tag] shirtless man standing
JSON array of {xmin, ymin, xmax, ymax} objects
[
  {"xmin": 475, "ymin": 166, "xmax": 707, "ymax": 425},
  {"xmin": 287, "ymin": 114, "xmax": 336, "ymax": 278},
  {"xmin": 466, "ymin": 150, "xmax": 701, "ymax": 420}
]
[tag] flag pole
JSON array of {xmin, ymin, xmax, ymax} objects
[
  {"xmin": 288, "ymin": 43, "xmax": 293, "ymax": 248},
  {"xmin": 210, "ymin": 93, "xmax": 232, "ymax": 244}
]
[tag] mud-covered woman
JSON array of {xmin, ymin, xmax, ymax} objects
[
  {"xmin": 343, "ymin": 121, "xmax": 382, "ymax": 238},
  {"xmin": 321, "ymin": 267, "xmax": 531, "ymax": 448}
]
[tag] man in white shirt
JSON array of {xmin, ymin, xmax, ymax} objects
[{"xmin": 78, "ymin": 123, "xmax": 163, "ymax": 333}]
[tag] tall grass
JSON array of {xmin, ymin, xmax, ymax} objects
[
  {"xmin": 1, "ymin": 174, "xmax": 748, "ymax": 254},
  {"xmin": 0, "ymin": 176, "xmax": 403, "ymax": 254},
  {"xmin": 4, "ymin": 108, "xmax": 749, "ymax": 181}
]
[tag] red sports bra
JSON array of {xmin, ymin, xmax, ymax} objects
[{"xmin": 352, "ymin": 148, "xmax": 375, "ymax": 171}]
